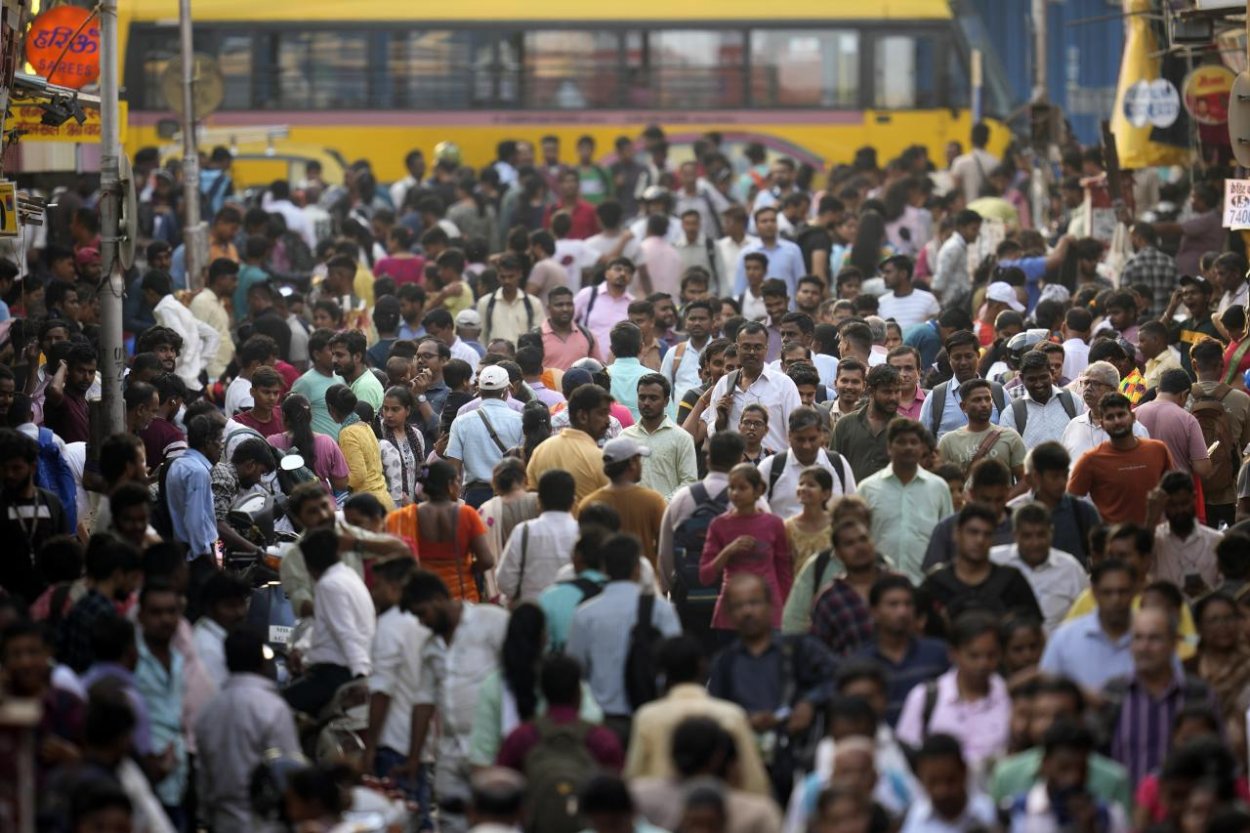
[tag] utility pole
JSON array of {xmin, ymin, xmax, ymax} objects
[
  {"xmin": 1032, "ymin": 0, "xmax": 1048, "ymax": 104},
  {"xmin": 179, "ymin": 0, "xmax": 207, "ymax": 291},
  {"xmin": 97, "ymin": 0, "xmax": 124, "ymax": 434}
]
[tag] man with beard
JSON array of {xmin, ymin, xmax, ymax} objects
[
  {"xmin": 42, "ymin": 341, "xmax": 96, "ymax": 445},
  {"xmin": 919, "ymin": 330, "xmax": 1005, "ymax": 442},
  {"xmin": 660, "ymin": 301, "xmax": 713, "ymax": 406},
  {"xmin": 820, "ymin": 358, "xmax": 866, "ymax": 433},
  {"xmin": 528, "ymin": 383, "xmax": 613, "ymax": 504},
  {"xmin": 832, "ymin": 364, "xmax": 900, "ymax": 483},
  {"xmin": 135, "ymin": 325, "xmax": 183, "ymax": 378},
  {"xmin": 329, "ymin": 329, "xmax": 384, "ymax": 412},
  {"xmin": 621, "ymin": 373, "xmax": 697, "ymax": 500},
  {"xmin": 541, "ymin": 285, "xmax": 598, "ymax": 370},
  {"xmin": 1068, "ymin": 393, "xmax": 1173, "ymax": 525},
  {"xmin": 0, "ymin": 428, "xmax": 68, "ymax": 600},
  {"xmin": 1148, "ymin": 470, "xmax": 1222, "ymax": 600}
]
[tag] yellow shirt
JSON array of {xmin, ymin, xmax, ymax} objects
[
  {"xmin": 1143, "ymin": 348, "xmax": 1183, "ymax": 391},
  {"xmin": 353, "ymin": 264, "xmax": 376, "ymax": 307},
  {"xmin": 527, "ymin": 428, "xmax": 609, "ymax": 506},
  {"xmin": 1064, "ymin": 588, "xmax": 1197, "ymax": 660},
  {"xmin": 339, "ymin": 421, "xmax": 395, "ymax": 511}
]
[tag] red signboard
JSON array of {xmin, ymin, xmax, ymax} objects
[{"xmin": 24, "ymin": 5, "xmax": 99, "ymax": 89}]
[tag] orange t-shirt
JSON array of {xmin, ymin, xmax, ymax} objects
[
  {"xmin": 1067, "ymin": 438, "xmax": 1174, "ymax": 525},
  {"xmin": 385, "ymin": 503, "xmax": 487, "ymax": 601}
]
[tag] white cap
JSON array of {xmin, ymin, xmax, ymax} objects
[
  {"xmin": 985, "ymin": 281, "xmax": 1025, "ymax": 312},
  {"xmin": 478, "ymin": 366, "xmax": 510, "ymax": 391},
  {"xmin": 456, "ymin": 309, "xmax": 482, "ymax": 328},
  {"xmin": 602, "ymin": 436, "xmax": 652, "ymax": 464}
]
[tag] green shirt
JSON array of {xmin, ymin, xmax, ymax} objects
[
  {"xmin": 234, "ymin": 263, "xmax": 270, "ymax": 324},
  {"xmin": 621, "ymin": 418, "xmax": 698, "ymax": 500},
  {"xmin": 936, "ymin": 425, "xmax": 1027, "ymax": 472},
  {"xmin": 858, "ymin": 465, "xmax": 954, "ymax": 584},
  {"xmin": 290, "ymin": 368, "xmax": 346, "ymax": 440},
  {"xmin": 831, "ymin": 406, "xmax": 891, "ymax": 483},
  {"xmin": 349, "ymin": 367, "xmax": 385, "ymax": 411},
  {"xmin": 467, "ymin": 670, "xmax": 604, "ymax": 766},
  {"xmin": 988, "ymin": 747, "xmax": 1133, "ymax": 813},
  {"xmin": 781, "ymin": 551, "xmax": 844, "ymax": 633}
]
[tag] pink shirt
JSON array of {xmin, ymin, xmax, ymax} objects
[
  {"xmin": 699, "ymin": 511, "xmax": 793, "ymax": 630},
  {"xmin": 268, "ymin": 432, "xmax": 349, "ymax": 491},
  {"xmin": 899, "ymin": 387, "xmax": 927, "ymax": 421},
  {"xmin": 1133, "ymin": 398, "xmax": 1209, "ymax": 474},
  {"xmin": 640, "ymin": 236, "xmax": 683, "ymax": 298},
  {"xmin": 541, "ymin": 319, "xmax": 598, "ymax": 369},
  {"xmin": 374, "ymin": 255, "xmax": 426, "ymax": 286},
  {"xmin": 574, "ymin": 284, "xmax": 634, "ymax": 359}
]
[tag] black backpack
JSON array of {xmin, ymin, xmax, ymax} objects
[
  {"xmin": 670, "ymin": 483, "xmax": 729, "ymax": 606},
  {"xmin": 152, "ymin": 458, "xmax": 176, "ymax": 541},
  {"xmin": 624, "ymin": 593, "xmax": 662, "ymax": 711}
]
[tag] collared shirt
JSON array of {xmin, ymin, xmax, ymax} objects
[
  {"xmin": 1143, "ymin": 347, "xmax": 1183, "ymax": 391},
  {"xmin": 191, "ymin": 616, "xmax": 228, "ymax": 689},
  {"xmin": 447, "ymin": 399, "xmax": 525, "ymax": 485},
  {"xmin": 990, "ymin": 545, "xmax": 1090, "ymax": 634},
  {"xmin": 900, "ymin": 793, "xmax": 999, "ymax": 833},
  {"xmin": 369, "ymin": 606, "xmax": 430, "ymax": 755},
  {"xmin": 932, "ymin": 233, "xmax": 970, "ymax": 307},
  {"xmin": 608, "ymin": 356, "xmax": 652, "ymax": 421},
  {"xmin": 999, "ymin": 387, "xmax": 1086, "ymax": 448},
  {"xmin": 621, "ymin": 418, "xmax": 698, "ymax": 501},
  {"xmin": 278, "ymin": 519, "xmax": 396, "ymax": 615},
  {"xmin": 449, "ymin": 336, "xmax": 481, "ymax": 369},
  {"xmin": 574, "ymin": 284, "xmax": 635, "ymax": 358},
  {"xmin": 831, "ymin": 406, "xmax": 891, "ymax": 484},
  {"xmin": 541, "ymin": 319, "xmax": 598, "ymax": 369},
  {"xmin": 896, "ymin": 668, "xmax": 1011, "ymax": 771},
  {"xmin": 701, "ymin": 367, "xmax": 803, "ymax": 454},
  {"xmin": 194, "ymin": 673, "xmax": 301, "ymax": 831},
  {"xmin": 858, "ymin": 465, "xmax": 954, "ymax": 583},
  {"xmin": 1040, "ymin": 611, "xmax": 1134, "ymax": 690},
  {"xmin": 527, "ymin": 428, "xmax": 611, "ymax": 505},
  {"xmin": 188, "ymin": 289, "xmax": 235, "ymax": 379},
  {"xmin": 990, "ymin": 747, "xmax": 1133, "ymax": 815},
  {"xmin": 153, "ymin": 294, "xmax": 220, "ymax": 390},
  {"xmin": 539, "ymin": 568, "xmax": 609, "ymax": 651},
  {"xmin": 734, "ymin": 238, "xmax": 806, "ymax": 298},
  {"xmin": 1107, "ymin": 672, "xmax": 1216, "ymax": 787},
  {"xmin": 291, "ymin": 367, "xmax": 347, "ymax": 440},
  {"xmin": 306, "ymin": 562, "xmax": 376, "ymax": 676},
  {"xmin": 1060, "ymin": 412, "xmax": 1150, "ymax": 463},
  {"xmin": 716, "ymin": 234, "xmax": 760, "ymax": 296},
  {"xmin": 918, "ymin": 378, "xmax": 1002, "ymax": 441},
  {"xmin": 1121, "ymin": 246, "xmax": 1177, "ymax": 316},
  {"xmin": 878, "ymin": 289, "xmax": 942, "ymax": 329},
  {"xmin": 567, "ymin": 581, "xmax": 682, "ymax": 715},
  {"xmin": 706, "ymin": 633, "xmax": 835, "ymax": 716},
  {"xmin": 659, "ymin": 339, "xmax": 705, "ymax": 406},
  {"xmin": 810, "ymin": 579, "xmax": 875, "ymax": 656},
  {"xmin": 476, "ymin": 289, "xmax": 540, "ymax": 345},
  {"xmin": 81, "ymin": 662, "xmax": 152, "ymax": 755},
  {"xmin": 1152, "ymin": 521, "xmax": 1222, "ymax": 598},
  {"xmin": 496, "ymin": 510, "xmax": 580, "ymax": 602},
  {"xmin": 899, "ymin": 387, "xmax": 927, "ymax": 421},
  {"xmin": 166, "ymin": 448, "xmax": 217, "ymax": 558},
  {"xmin": 1219, "ymin": 281, "xmax": 1250, "ymax": 315},
  {"xmin": 854, "ymin": 637, "xmax": 951, "ymax": 726},
  {"xmin": 768, "ymin": 353, "xmax": 838, "ymax": 388},
  {"xmin": 135, "ymin": 635, "xmax": 187, "ymax": 805},
  {"xmin": 528, "ymin": 380, "xmax": 565, "ymax": 410},
  {"xmin": 758, "ymin": 448, "xmax": 856, "ymax": 519}
]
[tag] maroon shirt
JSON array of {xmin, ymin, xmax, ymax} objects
[
  {"xmin": 233, "ymin": 409, "xmax": 285, "ymax": 437},
  {"xmin": 496, "ymin": 706, "xmax": 623, "ymax": 772},
  {"xmin": 543, "ymin": 200, "xmax": 598, "ymax": 240},
  {"xmin": 44, "ymin": 389, "xmax": 90, "ymax": 444},
  {"xmin": 139, "ymin": 417, "xmax": 186, "ymax": 468}
]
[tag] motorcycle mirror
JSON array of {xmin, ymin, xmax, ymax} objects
[{"xmin": 280, "ymin": 455, "xmax": 306, "ymax": 471}]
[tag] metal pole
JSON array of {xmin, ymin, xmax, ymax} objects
[
  {"xmin": 971, "ymin": 49, "xmax": 983, "ymax": 125},
  {"xmin": 97, "ymin": 0, "xmax": 124, "ymax": 435},
  {"xmin": 179, "ymin": 0, "xmax": 206, "ymax": 291},
  {"xmin": 1032, "ymin": 0, "xmax": 1048, "ymax": 103}
]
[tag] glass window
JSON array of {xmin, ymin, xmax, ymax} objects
[
  {"xmin": 136, "ymin": 30, "xmax": 178, "ymax": 109},
  {"xmin": 522, "ymin": 31, "xmax": 619, "ymax": 109},
  {"xmin": 387, "ymin": 31, "xmax": 475, "ymax": 108},
  {"xmin": 648, "ymin": 30, "xmax": 745, "ymax": 108},
  {"xmin": 750, "ymin": 29, "xmax": 858, "ymax": 108},
  {"xmin": 216, "ymin": 34, "xmax": 253, "ymax": 109},
  {"xmin": 873, "ymin": 34, "xmax": 940, "ymax": 109},
  {"xmin": 277, "ymin": 32, "xmax": 368, "ymax": 109}
]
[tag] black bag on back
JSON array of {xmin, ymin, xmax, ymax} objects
[
  {"xmin": 670, "ymin": 483, "xmax": 729, "ymax": 606},
  {"xmin": 624, "ymin": 593, "xmax": 661, "ymax": 710}
]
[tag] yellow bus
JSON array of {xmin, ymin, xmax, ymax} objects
[{"xmin": 120, "ymin": 0, "xmax": 1012, "ymax": 186}]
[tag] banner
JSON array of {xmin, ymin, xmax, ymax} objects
[{"xmin": 1111, "ymin": 0, "xmax": 1192, "ymax": 169}]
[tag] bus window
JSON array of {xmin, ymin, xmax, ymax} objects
[
  {"xmin": 277, "ymin": 31, "xmax": 368, "ymax": 109},
  {"xmin": 386, "ymin": 31, "xmax": 475, "ymax": 108},
  {"xmin": 523, "ymin": 31, "xmax": 621, "ymax": 109},
  {"xmin": 750, "ymin": 29, "xmax": 858, "ymax": 108},
  {"xmin": 873, "ymin": 33, "xmax": 940, "ymax": 109},
  {"xmin": 649, "ymin": 30, "xmax": 745, "ymax": 109},
  {"xmin": 217, "ymin": 34, "xmax": 254, "ymax": 110}
]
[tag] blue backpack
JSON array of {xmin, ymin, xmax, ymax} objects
[{"xmin": 35, "ymin": 427, "xmax": 77, "ymax": 531}]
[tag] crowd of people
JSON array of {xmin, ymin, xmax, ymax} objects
[{"xmin": 4, "ymin": 121, "xmax": 1250, "ymax": 833}]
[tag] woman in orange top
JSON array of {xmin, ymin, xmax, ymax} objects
[{"xmin": 385, "ymin": 461, "xmax": 495, "ymax": 601}]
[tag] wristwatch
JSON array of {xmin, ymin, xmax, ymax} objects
[{"xmin": 417, "ymin": 394, "xmax": 428, "ymax": 404}]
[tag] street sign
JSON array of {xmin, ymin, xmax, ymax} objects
[
  {"xmin": 160, "ymin": 54, "xmax": 224, "ymax": 119},
  {"xmin": 0, "ymin": 181, "xmax": 19, "ymax": 238},
  {"xmin": 1228, "ymin": 72, "xmax": 1250, "ymax": 167},
  {"xmin": 8, "ymin": 101, "xmax": 127, "ymax": 143},
  {"xmin": 1224, "ymin": 179, "xmax": 1250, "ymax": 229},
  {"xmin": 24, "ymin": 6, "xmax": 99, "ymax": 89}
]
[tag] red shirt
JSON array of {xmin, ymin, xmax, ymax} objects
[
  {"xmin": 233, "ymin": 408, "xmax": 285, "ymax": 437},
  {"xmin": 274, "ymin": 360, "xmax": 300, "ymax": 392},
  {"xmin": 496, "ymin": 706, "xmax": 624, "ymax": 772},
  {"xmin": 543, "ymin": 200, "xmax": 598, "ymax": 240},
  {"xmin": 375, "ymin": 255, "xmax": 426, "ymax": 286}
]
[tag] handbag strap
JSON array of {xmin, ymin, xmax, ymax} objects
[
  {"xmin": 477, "ymin": 407, "xmax": 509, "ymax": 454},
  {"xmin": 969, "ymin": 428, "xmax": 1003, "ymax": 468},
  {"xmin": 1225, "ymin": 339, "xmax": 1250, "ymax": 385}
]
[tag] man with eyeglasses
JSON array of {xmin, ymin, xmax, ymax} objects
[
  {"xmin": 887, "ymin": 345, "xmax": 926, "ymax": 420},
  {"xmin": 1059, "ymin": 362, "xmax": 1149, "ymax": 463},
  {"xmin": 700, "ymin": 321, "xmax": 801, "ymax": 456}
]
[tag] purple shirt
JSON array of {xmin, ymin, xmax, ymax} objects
[
  {"xmin": 1132, "ymin": 399, "xmax": 1209, "ymax": 474},
  {"xmin": 574, "ymin": 284, "xmax": 634, "ymax": 359},
  {"xmin": 528, "ymin": 381, "xmax": 566, "ymax": 410},
  {"xmin": 268, "ymin": 432, "xmax": 349, "ymax": 491}
]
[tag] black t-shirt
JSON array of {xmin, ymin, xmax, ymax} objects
[
  {"xmin": 794, "ymin": 224, "xmax": 833, "ymax": 275},
  {"xmin": 0, "ymin": 488, "xmax": 68, "ymax": 603},
  {"xmin": 1169, "ymin": 313, "xmax": 1222, "ymax": 377},
  {"xmin": 920, "ymin": 562, "xmax": 1042, "ymax": 626}
]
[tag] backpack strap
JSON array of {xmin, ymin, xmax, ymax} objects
[
  {"xmin": 514, "ymin": 523, "xmax": 530, "ymax": 599},
  {"xmin": 669, "ymin": 341, "xmax": 689, "ymax": 386},
  {"xmin": 1058, "ymin": 389, "xmax": 1078, "ymax": 420},
  {"xmin": 812, "ymin": 550, "xmax": 832, "ymax": 596},
  {"xmin": 828, "ymin": 452, "xmax": 848, "ymax": 494},
  {"xmin": 689, "ymin": 481, "xmax": 710, "ymax": 506},
  {"xmin": 1011, "ymin": 397, "xmax": 1029, "ymax": 436},
  {"xmin": 989, "ymin": 381, "xmax": 1007, "ymax": 414},
  {"xmin": 477, "ymin": 408, "xmax": 509, "ymax": 454},
  {"xmin": 580, "ymin": 285, "xmax": 600, "ymax": 328},
  {"xmin": 767, "ymin": 450, "xmax": 789, "ymax": 500},
  {"xmin": 921, "ymin": 679, "xmax": 941, "ymax": 740},
  {"xmin": 704, "ymin": 235, "xmax": 721, "ymax": 285},
  {"xmin": 929, "ymin": 381, "xmax": 949, "ymax": 438}
]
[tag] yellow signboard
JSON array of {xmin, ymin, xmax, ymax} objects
[
  {"xmin": 0, "ymin": 181, "xmax": 18, "ymax": 238},
  {"xmin": 8, "ymin": 101, "xmax": 126, "ymax": 143}
]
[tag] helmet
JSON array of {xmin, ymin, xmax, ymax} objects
[
  {"xmin": 641, "ymin": 185, "xmax": 671, "ymax": 204},
  {"xmin": 1005, "ymin": 328, "xmax": 1050, "ymax": 369},
  {"xmin": 569, "ymin": 357, "xmax": 610, "ymax": 390},
  {"xmin": 434, "ymin": 141, "xmax": 461, "ymax": 167}
]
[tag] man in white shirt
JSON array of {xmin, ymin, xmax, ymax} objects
[
  {"xmin": 389, "ymin": 149, "xmax": 425, "ymax": 210},
  {"xmin": 283, "ymin": 527, "xmax": 377, "ymax": 716},
  {"xmin": 1060, "ymin": 362, "xmax": 1149, "ymax": 462},
  {"xmin": 999, "ymin": 352, "xmax": 1085, "ymax": 449},
  {"xmin": 262, "ymin": 180, "xmax": 317, "ymax": 249},
  {"xmin": 191, "ymin": 572, "xmax": 251, "ymax": 689},
  {"xmin": 701, "ymin": 321, "xmax": 802, "ymax": 455},
  {"xmin": 659, "ymin": 300, "xmax": 714, "ymax": 406},
  {"xmin": 496, "ymin": 469, "xmax": 580, "ymax": 603},
  {"xmin": 1060, "ymin": 307, "xmax": 1093, "ymax": 382},
  {"xmin": 143, "ymin": 270, "xmax": 220, "ymax": 392},
  {"xmin": 877, "ymin": 255, "xmax": 941, "ymax": 330},
  {"xmin": 675, "ymin": 160, "xmax": 730, "ymax": 239},
  {"xmin": 674, "ymin": 211, "xmax": 718, "ymax": 280},
  {"xmin": 758, "ymin": 406, "xmax": 856, "ymax": 519},
  {"xmin": 990, "ymin": 502, "xmax": 1088, "ymax": 634},
  {"xmin": 716, "ymin": 206, "xmax": 759, "ymax": 299},
  {"xmin": 586, "ymin": 201, "xmax": 643, "ymax": 267},
  {"xmin": 1151, "ymin": 470, "xmax": 1223, "ymax": 600},
  {"xmin": 932, "ymin": 210, "xmax": 982, "ymax": 309},
  {"xmin": 949, "ymin": 123, "xmax": 1000, "ymax": 204}
]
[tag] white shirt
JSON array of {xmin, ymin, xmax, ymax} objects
[
  {"xmin": 223, "ymin": 375, "xmax": 254, "ymax": 417},
  {"xmin": 585, "ymin": 230, "xmax": 642, "ymax": 267},
  {"xmin": 192, "ymin": 617, "xmax": 228, "ymax": 690},
  {"xmin": 450, "ymin": 336, "xmax": 481, "ymax": 368},
  {"xmin": 659, "ymin": 338, "xmax": 707, "ymax": 406},
  {"xmin": 990, "ymin": 545, "xmax": 1089, "ymax": 634},
  {"xmin": 369, "ymin": 606, "xmax": 430, "ymax": 755},
  {"xmin": 737, "ymin": 286, "xmax": 768, "ymax": 322},
  {"xmin": 756, "ymin": 448, "xmax": 856, "ymax": 520},
  {"xmin": 496, "ymin": 510, "xmax": 580, "ymax": 602},
  {"xmin": 262, "ymin": 195, "xmax": 317, "ymax": 249},
  {"xmin": 1219, "ymin": 281, "xmax": 1250, "ymax": 315},
  {"xmin": 716, "ymin": 234, "xmax": 760, "ymax": 298},
  {"xmin": 701, "ymin": 366, "xmax": 803, "ymax": 455},
  {"xmin": 877, "ymin": 289, "xmax": 942, "ymax": 330},
  {"xmin": 1061, "ymin": 338, "xmax": 1091, "ymax": 381},
  {"xmin": 306, "ymin": 562, "xmax": 376, "ymax": 677},
  {"xmin": 998, "ymin": 387, "xmax": 1087, "ymax": 448},
  {"xmin": 1059, "ymin": 411, "xmax": 1150, "ymax": 463},
  {"xmin": 629, "ymin": 214, "xmax": 684, "ymax": 245},
  {"xmin": 767, "ymin": 353, "xmax": 839, "ymax": 388},
  {"xmin": 554, "ymin": 238, "xmax": 598, "ymax": 294},
  {"xmin": 153, "ymin": 294, "xmax": 221, "ymax": 391},
  {"xmin": 900, "ymin": 793, "xmax": 999, "ymax": 833}
]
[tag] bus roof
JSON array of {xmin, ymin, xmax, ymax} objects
[{"xmin": 128, "ymin": 0, "xmax": 952, "ymax": 23}]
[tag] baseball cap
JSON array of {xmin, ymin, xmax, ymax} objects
[
  {"xmin": 561, "ymin": 368, "xmax": 594, "ymax": 389},
  {"xmin": 985, "ymin": 281, "xmax": 1025, "ymax": 312},
  {"xmin": 455, "ymin": 309, "xmax": 481, "ymax": 328},
  {"xmin": 602, "ymin": 436, "xmax": 652, "ymax": 464},
  {"xmin": 1179, "ymin": 274, "xmax": 1214, "ymax": 294},
  {"xmin": 478, "ymin": 366, "xmax": 509, "ymax": 391}
]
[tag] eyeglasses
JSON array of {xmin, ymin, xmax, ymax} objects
[
  {"xmin": 737, "ymin": 343, "xmax": 766, "ymax": 353},
  {"xmin": 740, "ymin": 419, "xmax": 766, "ymax": 429}
]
